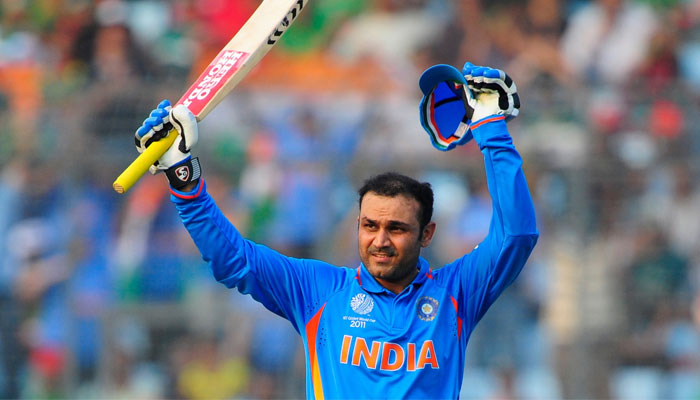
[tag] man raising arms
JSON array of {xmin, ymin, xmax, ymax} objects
[{"xmin": 132, "ymin": 61, "xmax": 538, "ymax": 399}]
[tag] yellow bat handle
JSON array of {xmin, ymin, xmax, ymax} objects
[{"xmin": 112, "ymin": 129, "xmax": 178, "ymax": 194}]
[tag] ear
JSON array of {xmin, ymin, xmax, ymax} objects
[{"xmin": 420, "ymin": 222, "xmax": 436, "ymax": 247}]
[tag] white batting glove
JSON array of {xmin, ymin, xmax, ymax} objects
[
  {"xmin": 462, "ymin": 62, "xmax": 520, "ymax": 122},
  {"xmin": 135, "ymin": 100, "xmax": 201, "ymax": 189}
]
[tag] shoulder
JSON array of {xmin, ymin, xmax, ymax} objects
[
  {"xmin": 297, "ymin": 259, "xmax": 359, "ymax": 287},
  {"xmin": 431, "ymin": 254, "xmax": 474, "ymax": 284}
]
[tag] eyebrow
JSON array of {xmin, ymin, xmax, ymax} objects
[{"xmin": 360, "ymin": 217, "xmax": 413, "ymax": 229}]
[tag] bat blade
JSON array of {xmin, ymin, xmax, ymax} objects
[{"xmin": 113, "ymin": 0, "xmax": 308, "ymax": 194}]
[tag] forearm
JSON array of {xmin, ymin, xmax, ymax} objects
[
  {"xmin": 472, "ymin": 117, "xmax": 538, "ymax": 238},
  {"xmin": 170, "ymin": 179, "xmax": 251, "ymax": 285},
  {"xmin": 169, "ymin": 179, "xmax": 340, "ymax": 326},
  {"xmin": 461, "ymin": 117, "xmax": 538, "ymax": 310}
]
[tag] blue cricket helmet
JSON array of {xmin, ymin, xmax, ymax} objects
[{"xmin": 418, "ymin": 64, "xmax": 473, "ymax": 151}]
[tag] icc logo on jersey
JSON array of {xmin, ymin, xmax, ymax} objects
[
  {"xmin": 351, "ymin": 293, "xmax": 374, "ymax": 315},
  {"xmin": 416, "ymin": 296, "xmax": 438, "ymax": 321}
]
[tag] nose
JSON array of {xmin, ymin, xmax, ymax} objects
[{"xmin": 372, "ymin": 228, "xmax": 391, "ymax": 248}]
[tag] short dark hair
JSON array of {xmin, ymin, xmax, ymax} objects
[{"xmin": 358, "ymin": 172, "xmax": 434, "ymax": 230}]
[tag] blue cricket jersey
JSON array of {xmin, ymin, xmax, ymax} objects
[{"xmin": 170, "ymin": 116, "xmax": 538, "ymax": 399}]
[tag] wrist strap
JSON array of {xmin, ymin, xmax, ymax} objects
[{"xmin": 165, "ymin": 157, "xmax": 201, "ymax": 190}]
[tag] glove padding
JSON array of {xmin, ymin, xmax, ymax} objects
[
  {"xmin": 135, "ymin": 100, "xmax": 200, "ymax": 189},
  {"xmin": 462, "ymin": 62, "xmax": 520, "ymax": 122}
]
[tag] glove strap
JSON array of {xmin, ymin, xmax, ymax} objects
[{"xmin": 165, "ymin": 157, "xmax": 201, "ymax": 190}]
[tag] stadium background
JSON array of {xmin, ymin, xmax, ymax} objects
[{"xmin": 1, "ymin": 0, "xmax": 699, "ymax": 398}]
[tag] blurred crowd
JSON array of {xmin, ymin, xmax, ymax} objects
[{"xmin": 1, "ymin": 0, "xmax": 700, "ymax": 398}]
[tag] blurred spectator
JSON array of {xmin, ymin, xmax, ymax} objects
[
  {"xmin": 264, "ymin": 107, "xmax": 335, "ymax": 257},
  {"xmin": 0, "ymin": 2, "xmax": 47, "ymax": 157},
  {"xmin": 230, "ymin": 291, "xmax": 304, "ymax": 399},
  {"xmin": 0, "ymin": 158, "xmax": 30, "ymax": 398},
  {"xmin": 9, "ymin": 217, "xmax": 70, "ymax": 398},
  {"xmin": 571, "ymin": 213, "xmax": 633, "ymax": 398},
  {"xmin": 424, "ymin": 0, "xmax": 492, "ymax": 69},
  {"xmin": 621, "ymin": 224, "xmax": 690, "ymax": 353},
  {"xmin": 560, "ymin": 0, "xmax": 659, "ymax": 86},
  {"xmin": 70, "ymin": 1, "xmax": 156, "ymax": 84},
  {"xmin": 330, "ymin": 0, "xmax": 442, "ymax": 88},
  {"xmin": 663, "ymin": 313, "xmax": 700, "ymax": 399},
  {"xmin": 236, "ymin": 128, "xmax": 282, "ymax": 244},
  {"xmin": 65, "ymin": 0, "xmax": 166, "ymax": 178},
  {"xmin": 64, "ymin": 184, "xmax": 118, "ymax": 384},
  {"xmin": 0, "ymin": 156, "xmax": 73, "ymax": 397},
  {"xmin": 637, "ymin": 9, "xmax": 681, "ymax": 95},
  {"xmin": 257, "ymin": 97, "xmax": 365, "ymax": 257},
  {"xmin": 652, "ymin": 163, "xmax": 700, "ymax": 262},
  {"xmin": 98, "ymin": 316, "xmax": 163, "ymax": 399},
  {"xmin": 507, "ymin": 0, "xmax": 572, "ymax": 89},
  {"xmin": 176, "ymin": 335, "xmax": 250, "ymax": 400},
  {"xmin": 277, "ymin": 0, "xmax": 370, "ymax": 54}
]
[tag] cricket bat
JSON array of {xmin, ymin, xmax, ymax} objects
[{"xmin": 113, "ymin": 0, "xmax": 308, "ymax": 193}]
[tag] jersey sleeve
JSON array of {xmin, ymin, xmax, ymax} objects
[
  {"xmin": 442, "ymin": 116, "xmax": 539, "ymax": 326},
  {"xmin": 169, "ymin": 180, "xmax": 347, "ymax": 333}
]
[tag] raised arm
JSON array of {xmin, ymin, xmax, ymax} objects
[
  {"xmin": 470, "ymin": 117, "xmax": 538, "ymax": 274},
  {"xmin": 418, "ymin": 63, "xmax": 538, "ymax": 322},
  {"xmin": 131, "ymin": 101, "xmax": 348, "ymax": 332},
  {"xmin": 170, "ymin": 179, "xmax": 347, "ymax": 331},
  {"xmin": 461, "ymin": 64, "xmax": 538, "ymax": 319}
]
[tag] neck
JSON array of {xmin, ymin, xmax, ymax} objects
[{"xmin": 376, "ymin": 268, "xmax": 420, "ymax": 295}]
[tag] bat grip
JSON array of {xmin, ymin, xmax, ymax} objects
[{"xmin": 112, "ymin": 129, "xmax": 178, "ymax": 194}]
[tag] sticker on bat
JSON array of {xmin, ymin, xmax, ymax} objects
[
  {"xmin": 267, "ymin": 0, "xmax": 306, "ymax": 45},
  {"xmin": 178, "ymin": 50, "xmax": 250, "ymax": 115}
]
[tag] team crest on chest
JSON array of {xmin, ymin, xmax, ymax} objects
[
  {"xmin": 350, "ymin": 293, "xmax": 374, "ymax": 315},
  {"xmin": 416, "ymin": 296, "xmax": 439, "ymax": 321}
]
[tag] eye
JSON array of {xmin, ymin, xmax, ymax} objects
[{"xmin": 362, "ymin": 221, "xmax": 377, "ymax": 230}]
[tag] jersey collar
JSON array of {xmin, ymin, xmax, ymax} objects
[{"xmin": 357, "ymin": 257, "xmax": 432, "ymax": 294}]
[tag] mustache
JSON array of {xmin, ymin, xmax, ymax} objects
[{"xmin": 368, "ymin": 246, "xmax": 396, "ymax": 257}]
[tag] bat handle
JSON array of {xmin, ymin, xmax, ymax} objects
[{"xmin": 112, "ymin": 128, "xmax": 178, "ymax": 194}]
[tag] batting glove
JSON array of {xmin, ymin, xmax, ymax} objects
[
  {"xmin": 135, "ymin": 99, "xmax": 201, "ymax": 189},
  {"xmin": 462, "ymin": 62, "xmax": 520, "ymax": 123}
]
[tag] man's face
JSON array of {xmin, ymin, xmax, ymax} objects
[{"xmin": 358, "ymin": 192, "xmax": 436, "ymax": 292}]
